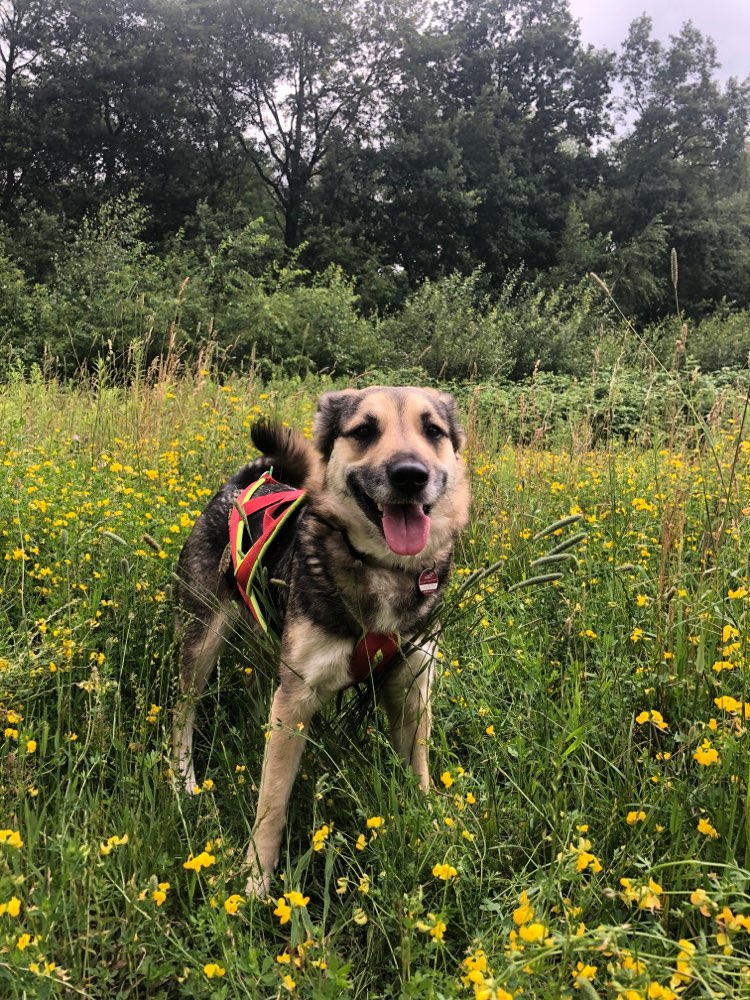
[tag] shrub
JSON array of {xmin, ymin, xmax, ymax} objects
[
  {"xmin": 0, "ymin": 238, "xmax": 40, "ymax": 368},
  {"xmin": 377, "ymin": 270, "xmax": 512, "ymax": 381}
]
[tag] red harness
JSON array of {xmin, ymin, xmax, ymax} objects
[{"xmin": 229, "ymin": 472, "xmax": 400, "ymax": 687}]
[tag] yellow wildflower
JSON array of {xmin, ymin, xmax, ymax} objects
[
  {"xmin": 312, "ymin": 823, "xmax": 332, "ymax": 851},
  {"xmin": 627, "ymin": 810, "xmax": 646, "ymax": 826},
  {"xmin": 150, "ymin": 882, "xmax": 169, "ymax": 907},
  {"xmin": 224, "ymin": 894, "xmax": 244, "ymax": 914},
  {"xmin": 519, "ymin": 922, "xmax": 547, "ymax": 943},
  {"xmin": 100, "ymin": 833, "xmax": 129, "ymax": 856},
  {"xmin": 513, "ymin": 891, "xmax": 534, "ymax": 926},
  {"xmin": 635, "ymin": 709, "xmax": 668, "ymax": 730},
  {"xmin": 693, "ymin": 739, "xmax": 720, "ymax": 766},
  {"xmin": 417, "ymin": 912, "xmax": 447, "ymax": 941},
  {"xmin": 697, "ymin": 817, "xmax": 719, "ymax": 839},
  {"xmin": 572, "ymin": 960, "xmax": 597, "ymax": 985},
  {"xmin": 285, "ymin": 890, "xmax": 309, "ymax": 908},
  {"xmin": 0, "ymin": 896, "xmax": 21, "ymax": 918},
  {"xmin": 432, "ymin": 862, "xmax": 458, "ymax": 881},
  {"xmin": 274, "ymin": 897, "xmax": 292, "ymax": 925},
  {"xmin": 182, "ymin": 849, "xmax": 216, "ymax": 872}
]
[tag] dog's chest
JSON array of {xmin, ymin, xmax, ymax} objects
[{"xmin": 345, "ymin": 565, "xmax": 431, "ymax": 634}]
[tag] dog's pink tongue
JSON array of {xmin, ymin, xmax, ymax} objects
[{"xmin": 381, "ymin": 504, "xmax": 431, "ymax": 555}]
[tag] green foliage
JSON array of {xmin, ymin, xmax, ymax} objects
[
  {"xmin": 1, "ymin": 200, "xmax": 376, "ymax": 376},
  {"xmin": 3, "ymin": 190, "xmax": 750, "ymax": 387},
  {"xmin": 493, "ymin": 275, "xmax": 615, "ymax": 380},
  {"xmin": 377, "ymin": 270, "xmax": 511, "ymax": 380},
  {"xmin": 594, "ymin": 16, "xmax": 750, "ymax": 317},
  {"xmin": 605, "ymin": 216, "xmax": 670, "ymax": 317},
  {"xmin": 645, "ymin": 308, "xmax": 750, "ymax": 373},
  {"xmin": 2, "ymin": 0, "xmax": 750, "ymax": 326},
  {"xmin": 465, "ymin": 363, "xmax": 748, "ymax": 445},
  {"xmin": 0, "ymin": 236, "xmax": 38, "ymax": 364},
  {"xmin": 687, "ymin": 310, "xmax": 750, "ymax": 371},
  {"xmin": 219, "ymin": 260, "xmax": 374, "ymax": 375}
]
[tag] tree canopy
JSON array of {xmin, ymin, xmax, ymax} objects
[{"xmin": 0, "ymin": 0, "xmax": 748, "ymax": 321}]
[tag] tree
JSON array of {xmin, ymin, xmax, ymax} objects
[
  {"xmin": 167, "ymin": 0, "xmax": 259, "ymax": 204},
  {"xmin": 0, "ymin": 0, "xmax": 49, "ymax": 214},
  {"xmin": 230, "ymin": 0, "xmax": 419, "ymax": 250},
  {"xmin": 355, "ymin": 0, "xmax": 614, "ymax": 288},
  {"xmin": 444, "ymin": 0, "xmax": 614, "ymax": 282},
  {"xmin": 38, "ymin": 0, "xmax": 201, "ymax": 227},
  {"xmin": 599, "ymin": 16, "xmax": 750, "ymax": 315}
]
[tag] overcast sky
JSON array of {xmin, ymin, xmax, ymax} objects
[{"xmin": 567, "ymin": 0, "xmax": 750, "ymax": 81}]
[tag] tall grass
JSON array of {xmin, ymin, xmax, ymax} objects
[{"xmin": 2, "ymin": 360, "xmax": 750, "ymax": 997}]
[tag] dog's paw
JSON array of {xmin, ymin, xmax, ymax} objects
[
  {"xmin": 244, "ymin": 843, "xmax": 273, "ymax": 898},
  {"xmin": 169, "ymin": 764, "xmax": 200, "ymax": 796},
  {"xmin": 245, "ymin": 869, "xmax": 271, "ymax": 899}
]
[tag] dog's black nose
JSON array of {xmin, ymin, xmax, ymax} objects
[{"xmin": 388, "ymin": 459, "xmax": 429, "ymax": 493}]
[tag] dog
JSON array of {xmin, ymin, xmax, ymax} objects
[{"xmin": 172, "ymin": 386, "xmax": 470, "ymax": 896}]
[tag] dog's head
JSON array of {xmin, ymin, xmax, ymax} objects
[{"xmin": 313, "ymin": 387, "xmax": 469, "ymax": 559}]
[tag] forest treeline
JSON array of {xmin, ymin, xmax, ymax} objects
[{"xmin": 1, "ymin": 0, "xmax": 749, "ymax": 376}]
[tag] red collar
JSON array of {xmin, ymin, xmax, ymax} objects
[{"xmin": 349, "ymin": 632, "xmax": 401, "ymax": 686}]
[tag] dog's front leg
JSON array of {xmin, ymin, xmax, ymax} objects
[
  {"xmin": 245, "ymin": 622, "xmax": 353, "ymax": 897},
  {"xmin": 245, "ymin": 680, "xmax": 321, "ymax": 897},
  {"xmin": 378, "ymin": 644, "xmax": 435, "ymax": 793}
]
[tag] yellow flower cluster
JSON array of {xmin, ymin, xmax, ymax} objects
[
  {"xmin": 635, "ymin": 709, "xmax": 668, "ymax": 731},
  {"xmin": 619, "ymin": 877, "xmax": 664, "ymax": 911},
  {"xmin": 510, "ymin": 890, "xmax": 550, "ymax": 950},
  {"xmin": 0, "ymin": 829, "xmax": 23, "ymax": 849},
  {"xmin": 693, "ymin": 739, "xmax": 720, "ymax": 766},
  {"xmin": 273, "ymin": 890, "xmax": 310, "ymax": 925},
  {"xmin": 100, "ymin": 833, "xmax": 128, "ymax": 856},
  {"xmin": 432, "ymin": 862, "xmax": 458, "ymax": 881},
  {"xmin": 461, "ymin": 948, "xmax": 512, "ymax": 1000},
  {"xmin": 312, "ymin": 823, "xmax": 332, "ymax": 852},
  {"xmin": 182, "ymin": 842, "xmax": 216, "ymax": 872},
  {"xmin": 557, "ymin": 837, "xmax": 604, "ymax": 875}
]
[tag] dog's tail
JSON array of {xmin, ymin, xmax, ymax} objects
[{"xmin": 228, "ymin": 421, "xmax": 314, "ymax": 491}]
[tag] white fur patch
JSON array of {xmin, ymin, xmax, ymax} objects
[{"xmin": 282, "ymin": 624, "xmax": 355, "ymax": 701}]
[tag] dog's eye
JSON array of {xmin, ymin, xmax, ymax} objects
[
  {"xmin": 424, "ymin": 423, "xmax": 446, "ymax": 441},
  {"xmin": 349, "ymin": 423, "xmax": 378, "ymax": 444}
]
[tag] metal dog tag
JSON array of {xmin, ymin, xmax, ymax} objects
[{"xmin": 418, "ymin": 569, "xmax": 439, "ymax": 594}]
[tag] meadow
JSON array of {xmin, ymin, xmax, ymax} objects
[{"xmin": 2, "ymin": 362, "xmax": 750, "ymax": 999}]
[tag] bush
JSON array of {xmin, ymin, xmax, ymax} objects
[
  {"xmin": 377, "ymin": 270, "xmax": 512, "ymax": 381},
  {"xmin": 463, "ymin": 364, "xmax": 748, "ymax": 447},
  {"xmin": 216, "ymin": 257, "xmax": 375, "ymax": 375},
  {"xmin": 3, "ymin": 192, "xmax": 749, "ymax": 385},
  {"xmin": 685, "ymin": 309, "xmax": 750, "ymax": 371},
  {"xmin": 0, "ymin": 238, "xmax": 40, "ymax": 368}
]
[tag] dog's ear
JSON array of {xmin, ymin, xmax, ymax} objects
[
  {"xmin": 314, "ymin": 390, "xmax": 360, "ymax": 459},
  {"xmin": 437, "ymin": 392, "xmax": 466, "ymax": 453}
]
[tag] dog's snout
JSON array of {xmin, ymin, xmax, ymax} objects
[{"xmin": 388, "ymin": 459, "xmax": 429, "ymax": 493}]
